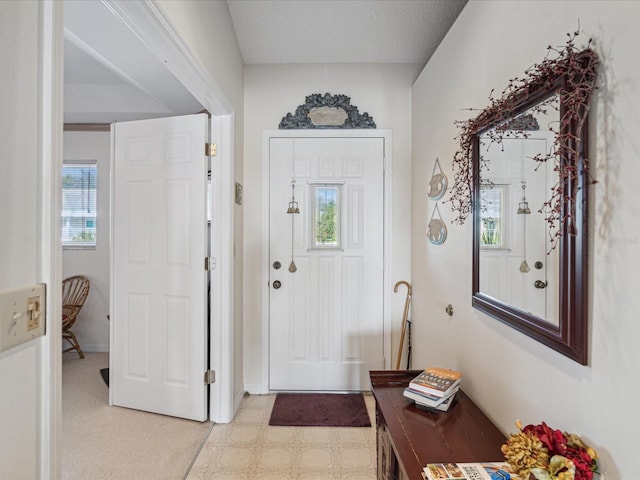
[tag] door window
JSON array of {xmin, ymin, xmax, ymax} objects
[
  {"xmin": 311, "ymin": 184, "xmax": 341, "ymax": 249},
  {"xmin": 480, "ymin": 184, "xmax": 507, "ymax": 249}
]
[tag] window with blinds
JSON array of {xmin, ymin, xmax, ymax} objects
[{"xmin": 62, "ymin": 162, "xmax": 97, "ymax": 248}]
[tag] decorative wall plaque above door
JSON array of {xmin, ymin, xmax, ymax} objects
[{"xmin": 279, "ymin": 92, "xmax": 376, "ymax": 129}]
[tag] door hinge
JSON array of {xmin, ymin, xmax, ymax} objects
[
  {"xmin": 205, "ymin": 143, "xmax": 217, "ymax": 157},
  {"xmin": 204, "ymin": 370, "xmax": 216, "ymax": 384},
  {"xmin": 205, "ymin": 257, "xmax": 216, "ymax": 271}
]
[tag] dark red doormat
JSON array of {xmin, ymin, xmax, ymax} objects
[{"xmin": 269, "ymin": 393, "xmax": 371, "ymax": 427}]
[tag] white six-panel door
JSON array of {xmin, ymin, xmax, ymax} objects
[
  {"xmin": 111, "ymin": 114, "xmax": 208, "ymax": 421},
  {"xmin": 269, "ymin": 137, "xmax": 385, "ymax": 391}
]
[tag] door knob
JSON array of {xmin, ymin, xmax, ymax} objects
[
  {"xmin": 534, "ymin": 280, "xmax": 548, "ymax": 289},
  {"xmin": 272, "ymin": 280, "xmax": 282, "ymax": 289}
]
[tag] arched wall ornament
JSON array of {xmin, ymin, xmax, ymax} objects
[
  {"xmin": 427, "ymin": 204, "xmax": 447, "ymax": 246},
  {"xmin": 504, "ymin": 113, "xmax": 540, "ymax": 131},
  {"xmin": 279, "ymin": 93, "xmax": 376, "ymax": 129},
  {"xmin": 427, "ymin": 158, "xmax": 448, "ymax": 201}
]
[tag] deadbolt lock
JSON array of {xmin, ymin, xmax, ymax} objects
[{"xmin": 273, "ymin": 261, "xmax": 281, "ymax": 270}]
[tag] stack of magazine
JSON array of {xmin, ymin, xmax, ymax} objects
[
  {"xmin": 403, "ymin": 367, "xmax": 462, "ymax": 412},
  {"xmin": 423, "ymin": 462, "xmax": 516, "ymax": 480}
]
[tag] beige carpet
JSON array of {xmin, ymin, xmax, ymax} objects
[{"xmin": 62, "ymin": 352, "xmax": 213, "ymax": 480}]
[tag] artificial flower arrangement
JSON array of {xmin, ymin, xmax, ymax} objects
[{"xmin": 501, "ymin": 421, "xmax": 599, "ymax": 480}]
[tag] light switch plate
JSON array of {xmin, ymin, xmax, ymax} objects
[{"xmin": 0, "ymin": 284, "xmax": 46, "ymax": 353}]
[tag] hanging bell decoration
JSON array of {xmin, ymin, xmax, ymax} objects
[
  {"xmin": 287, "ymin": 181, "xmax": 300, "ymax": 214},
  {"xmin": 518, "ymin": 181, "xmax": 530, "ymax": 273},
  {"xmin": 517, "ymin": 181, "xmax": 531, "ymax": 215},
  {"xmin": 287, "ymin": 180, "xmax": 300, "ymax": 272}
]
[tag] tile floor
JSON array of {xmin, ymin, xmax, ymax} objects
[{"xmin": 186, "ymin": 393, "xmax": 377, "ymax": 480}]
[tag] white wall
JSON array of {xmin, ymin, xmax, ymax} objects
[
  {"xmin": 0, "ymin": 1, "xmax": 61, "ymax": 478},
  {"xmin": 411, "ymin": 1, "xmax": 640, "ymax": 477},
  {"xmin": 62, "ymin": 131, "xmax": 111, "ymax": 353},
  {"xmin": 243, "ymin": 64, "xmax": 420, "ymax": 389}
]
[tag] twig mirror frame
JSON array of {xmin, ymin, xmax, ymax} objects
[{"xmin": 456, "ymin": 36, "xmax": 598, "ymax": 365}]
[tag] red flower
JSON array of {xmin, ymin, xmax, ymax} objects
[
  {"xmin": 522, "ymin": 422, "xmax": 568, "ymax": 455},
  {"xmin": 506, "ymin": 421, "xmax": 599, "ymax": 480},
  {"xmin": 565, "ymin": 446, "xmax": 596, "ymax": 480}
]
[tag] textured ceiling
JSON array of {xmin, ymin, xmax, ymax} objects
[
  {"xmin": 64, "ymin": 0, "xmax": 468, "ymax": 124},
  {"xmin": 64, "ymin": 0, "xmax": 203, "ymax": 124},
  {"xmin": 227, "ymin": 0, "xmax": 467, "ymax": 66}
]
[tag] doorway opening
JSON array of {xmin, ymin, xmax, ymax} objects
[{"xmin": 61, "ymin": 0, "xmax": 235, "ymax": 476}]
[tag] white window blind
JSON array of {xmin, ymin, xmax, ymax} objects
[{"xmin": 62, "ymin": 162, "xmax": 97, "ymax": 248}]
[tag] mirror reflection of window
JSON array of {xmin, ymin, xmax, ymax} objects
[
  {"xmin": 311, "ymin": 185, "xmax": 341, "ymax": 249},
  {"xmin": 480, "ymin": 185, "xmax": 506, "ymax": 249}
]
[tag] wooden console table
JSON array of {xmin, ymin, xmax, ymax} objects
[{"xmin": 370, "ymin": 370, "xmax": 507, "ymax": 480}]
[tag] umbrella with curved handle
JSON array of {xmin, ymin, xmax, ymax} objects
[{"xmin": 393, "ymin": 280, "xmax": 412, "ymax": 370}]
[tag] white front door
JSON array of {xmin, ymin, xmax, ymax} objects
[
  {"xmin": 111, "ymin": 114, "xmax": 208, "ymax": 421},
  {"xmin": 268, "ymin": 136, "xmax": 385, "ymax": 391}
]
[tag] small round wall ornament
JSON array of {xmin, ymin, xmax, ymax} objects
[
  {"xmin": 427, "ymin": 203, "xmax": 447, "ymax": 246},
  {"xmin": 427, "ymin": 158, "xmax": 448, "ymax": 201}
]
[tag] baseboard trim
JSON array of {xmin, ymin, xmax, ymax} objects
[{"xmin": 244, "ymin": 382, "xmax": 268, "ymax": 395}]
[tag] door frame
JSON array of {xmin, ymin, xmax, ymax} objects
[
  {"xmin": 260, "ymin": 129, "xmax": 393, "ymax": 393},
  {"xmin": 42, "ymin": 2, "xmax": 65, "ymax": 477},
  {"xmin": 99, "ymin": 1, "xmax": 236, "ymax": 422}
]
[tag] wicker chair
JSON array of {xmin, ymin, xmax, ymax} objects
[{"xmin": 62, "ymin": 275, "xmax": 90, "ymax": 358}]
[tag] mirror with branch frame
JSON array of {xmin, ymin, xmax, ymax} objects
[{"xmin": 450, "ymin": 34, "xmax": 598, "ymax": 364}]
